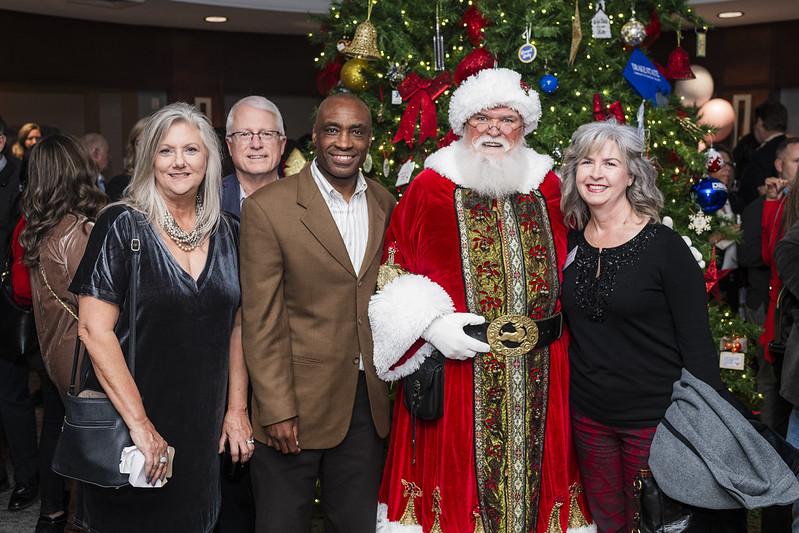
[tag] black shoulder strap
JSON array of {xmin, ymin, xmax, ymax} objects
[{"xmin": 68, "ymin": 210, "xmax": 140, "ymax": 394}]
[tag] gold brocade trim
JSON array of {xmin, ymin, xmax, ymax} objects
[
  {"xmin": 400, "ymin": 479, "xmax": 422, "ymax": 526},
  {"xmin": 430, "ymin": 487, "xmax": 443, "ymax": 533},
  {"xmin": 455, "ymin": 188, "xmax": 559, "ymax": 533},
  {"xmin": 545, "ymin": 502, "xmax": 564, "ymax": 533},
  {"xmin": 568, "ymin": 483, "xmax": 590, "ymax": 529},
  {"xmin": 473, "ymin": 510, "xmax": 487, "ymax": 533}
]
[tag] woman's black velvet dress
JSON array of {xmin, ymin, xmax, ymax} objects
[{"xmin": 69, "ymin": 206, "xmax": 241, "ymax": 533}]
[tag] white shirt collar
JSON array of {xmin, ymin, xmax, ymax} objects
[{"xmin": 310, "ymin": 159, "xmax": 368, "ymax": 200}]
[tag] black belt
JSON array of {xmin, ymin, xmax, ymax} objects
[{"xmin": 463, "ymin": 312, "xmax": 563, "ymax": 356}]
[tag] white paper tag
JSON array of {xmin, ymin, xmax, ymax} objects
[
  {"xmin": 363, "ymin": 153, "xmax": 373, "ymax": 173},
  {"xmin": 592, "ymin": 2, "xmax": 611, "ymax": 39},
  {"xmin": 395, "ymin": 159, "xmax": 415, "ymax": 186},
  {"xmin": 719, "ymin": 351, "xmax": 744, "ymax": 371},
  {"xmin": 392, "ymin": 90, "xmax": 402, "ymax": 105},
  {"xmin": 563, "ymin": 246, "xmax": 578, "ymax": 270},
  {"xmin": 696, "ymin": 32, "xmax": 707, "ymax": 57}
]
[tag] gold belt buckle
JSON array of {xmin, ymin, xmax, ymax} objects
[{"xmin": 486, "ymin": 314, "xmax": 538, "ymax": 357}]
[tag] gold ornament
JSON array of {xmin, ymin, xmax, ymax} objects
[
  {"xmin": 569, "ymin": 1, "xmax": 582, "ymax": 66},
  {"xmin": 340, "ymin": 58, "xmax": 372, "ymax": 92},
  {"xmin": 282, "ymin": 148, "xmax": 308, "ymax": 177},
  {"xmin": 344, "ymin": 20, "xmax": 381, "ymax": 61},
  {"xmin": 399, "ymin": 479, "xmax": 422, "ymax": 526}
]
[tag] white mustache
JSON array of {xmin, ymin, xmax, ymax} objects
[{"xmin": 471, "ymin": 134, "xmax": 514, "ymax": 152}]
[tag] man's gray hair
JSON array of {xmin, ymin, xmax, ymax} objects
[{"xmin": 226, "ymin": 96, "xmax": 285, "ymax": 136}]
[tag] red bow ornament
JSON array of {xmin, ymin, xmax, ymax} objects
[
  {"xmin": 593, "ymin": 94, "xmax": 625, "ymax": 124},
  {"xmin": 393, "ymin": 71, "xmax": 452, "ymax": 148}
]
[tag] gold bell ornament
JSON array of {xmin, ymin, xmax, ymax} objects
[{"xmin": 343, "ymin": 1, "xmax": 381, "ymax": 61}]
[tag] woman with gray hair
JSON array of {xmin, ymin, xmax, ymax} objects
[
  {"xmin": 69, "ymin": 102, "xmax": 253, "ymax": 532},
  {"xmin": 559, "ymin": 120, "xmax": 724, "ymax": 532}
]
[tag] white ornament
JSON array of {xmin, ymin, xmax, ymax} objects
[
  {"xmin": 363, "ymin": 153, "xmax": 373, "ymax": 173},
  {"xmin": 592, "ymin": 0, "xmax": 612, "ymax": 39},
  {"xmin": 688, "ymin": 212, "xmax": 712, "ymax": 235},
  {"xmin": 395, "ymin": 159, "xmax": 415, "ymax": 186}
]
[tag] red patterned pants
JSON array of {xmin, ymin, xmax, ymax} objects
[{"xmin": 571, "ymin": 410, "xmax": 657, "ymax": 533}]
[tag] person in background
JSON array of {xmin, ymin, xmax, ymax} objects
[
  {"xmin": 11, "ymin": 122, "xmax": 41, "ymax": 161},
  {"xmin": 0, "ymin": 113, "xmax": 39, "ymax": 515},
  {"xmin": 106, "ymin": 118, "xmax": 149, "ymax": 202},
  {"xmin": 222, "ymin": 96, "xmax": 286, "ymax": 218},
  {"xmin": 70, "ymin": 102, "xmax": 253, "ymax": 532},
  {"xmin": 18, "ymin": 134, "xmax": 108, "ymax": 533},
  {"xmin": 79, "ymin": 133, "xmax": 111, "ymax": 193},
  {"xmin": 739, "ymin": 101, "xmax": 788, "ymax": 207},
  {"xmin": 760, "ymin": 138, "xmax": 799, "ymax": 436},
  {"xmin": 560, "ymin": 120, "xmax": 724, "ymax": 532},
  {"xmin": 707, "ymin": 145, "xmax": 743, "ymax": 315}
]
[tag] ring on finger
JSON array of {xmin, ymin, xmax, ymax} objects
[
  {"xmin": 246, "ymin": 438, "xmax": 255, "ymax": 444},
  {"xmin": 159, "ymin": 456, "xmax": 168, "ymax": 464}
]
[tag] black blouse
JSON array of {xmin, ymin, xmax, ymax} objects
[{"xmin": 561, "ymin": 223, "xmax": 723, "ymax": 428}]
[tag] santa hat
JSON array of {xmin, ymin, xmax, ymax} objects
[{"xmin": 448, "ymin": 68, "xmax": 542, "ymax": 136}]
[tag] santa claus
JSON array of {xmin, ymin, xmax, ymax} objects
[{"xmin": 370, "ymin": 68, "xmax": 595, "ymax": 533}]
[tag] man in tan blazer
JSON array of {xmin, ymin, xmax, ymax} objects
[{"xmin": 240, "ymin": 92, "xmax": 395, "ymax": 532}]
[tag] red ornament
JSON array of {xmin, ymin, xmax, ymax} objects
[
  {"xmin": 454, "ymin": 47, "xmax": 496, "ymax": 85},
  {"xmin": 705, "ymin": 249, "xmax": 731, "ymax": 302},
  {"xmin": 640, "ymin": 10, "xmax": 662, "ymax": 49},
  {"xmin": 593, "ymin": 94, "xmax": 625, "ymax": 124},
  {"xmin": 665, "ymin": 46, "xmax": 695, "ymax": 80},
  {"xmin": 461, "ymin": 4, "xmax": 490, "ymax": 47},
  {"xmin": 316, "ymin": 57, "xmax": 343, "ymax": 96},
  {"xmin": 705, "ymin": 148, "xmax": 724, "ymax": 173},
  {"xmin": 392, "ymin": 71, "xmax": 453, "ymax": 148}
]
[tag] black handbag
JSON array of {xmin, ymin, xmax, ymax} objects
[
  {"xmin": 403, "ymin": 349, "xmax": 445, "ymax": 421},
  {"xmin": 51, "ymin": 223, "xmax": 141, "ymax": 488},
  {"xmin": 0, "ymin": 242, "xmax": 39, "ymax": 362},
  {"xmin": 633, "ymin": 468, "xmax": 747, "ymax": 533}
]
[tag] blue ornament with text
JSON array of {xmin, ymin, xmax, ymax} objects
[
  {"xmin": 692, "ymin": 177, "xmax": 728, "ymax": 214},
  {"xmin": 539, "ymin": 75, "xmax": 559, "ymax": 94}
]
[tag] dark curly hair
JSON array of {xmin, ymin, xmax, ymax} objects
[{"xmin": 19, "ymin": 134, "xmax": 107, "ymax": 267}]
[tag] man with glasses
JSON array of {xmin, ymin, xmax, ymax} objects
[
  {"xmin": 368, "ymin": 68, "xmax": 592, "ymax": 532},
  {"xmin": 222, "ymin": 96, "xmax": 287, "ymax": 217}
]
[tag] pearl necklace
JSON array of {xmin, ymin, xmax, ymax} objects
[{"xmin": 162, "ymin": 198, "xmax": 205, "ymax": 252}]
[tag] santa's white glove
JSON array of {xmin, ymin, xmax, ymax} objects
[
  {"xmin": 422, "ymin": 313, "xmax": 491, "ymax": 361},
  {"xmin": 663, "ymin": 216, "xmax": 707, "ymax": 269}
]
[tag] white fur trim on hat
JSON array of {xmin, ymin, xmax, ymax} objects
[
  {"xmin": 449, "ymin": 68, "xmax": 542, "ymax": 136},
  {"xmin": 369, "ymin": 273, "xmax": 454, "ymax": 381}
]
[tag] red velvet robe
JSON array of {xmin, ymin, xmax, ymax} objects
[{"xmin": 373, "ymin": 168, "xmax": 589, "ymax": 533}]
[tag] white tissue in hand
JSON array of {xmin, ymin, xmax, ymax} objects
[{"xmin": 120, "ymin": 446, "xmax": 163, "ymax": 488}]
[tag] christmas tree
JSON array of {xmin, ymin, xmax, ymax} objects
[{"xmin": 309, "ymin": 0, "xmax": 761, "ymax": 408}]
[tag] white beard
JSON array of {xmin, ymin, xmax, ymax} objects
[{"xmin": 451, "ymin": 138, "xmax": 531, "ymax": 197}]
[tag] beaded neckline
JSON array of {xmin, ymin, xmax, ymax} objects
[{"xmin": 571, "ymin": 223, "xmax": 659, "ymax": 322}]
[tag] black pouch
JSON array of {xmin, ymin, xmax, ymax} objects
[
  {"xmin": 633, "ymin": 468, "xmax": 747, "ymax": 533},
  {"xmin": 402, "ymin": 350, "xmax": 445, "ymax": 421}
]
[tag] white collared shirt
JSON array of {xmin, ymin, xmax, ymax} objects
[
  {"xmin": 310, "ymin": 159, "xmax": 370, "ymax": 371},
  {"xmin": 310, "ymin": 159, "xmax": 370, "ymax": 276}
]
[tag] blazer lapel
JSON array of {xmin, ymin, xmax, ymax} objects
[
  {"xmin": 297, "ymin": 165, "xmax": 356, "ymax": 277},
  {"xmin": 358, "ymin": 181, "xmax": 387, "ymax": 279}
]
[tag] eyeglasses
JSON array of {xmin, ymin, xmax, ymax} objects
[
  {"xmin": 466, "ymin": 118, "xmax": 524, "ymax": 135},
  {"xmin": 228, "ymin": 130, "xmax": 283, "ymax": 143}
]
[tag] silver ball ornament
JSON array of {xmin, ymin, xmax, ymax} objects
[{"xmin": 621, "ymin": 18, "xmax": 647, "ymax": 46}]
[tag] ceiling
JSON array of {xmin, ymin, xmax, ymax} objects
[{"xmin": 0, "ymin": 0, "xmax": 797, "ymax": 35}]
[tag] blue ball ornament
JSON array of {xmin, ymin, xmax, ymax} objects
[
  {"xmin": 539, "ymin": 75, "xmax": 559, "ymax": 94},
  {"xmin": 692, "ymin": 176, "xmax": 728, "ymax": 214}
]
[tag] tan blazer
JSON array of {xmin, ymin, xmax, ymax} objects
[{"xmin": 240, "ymin": 164, "xmax": 395, "ymax": 449}]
